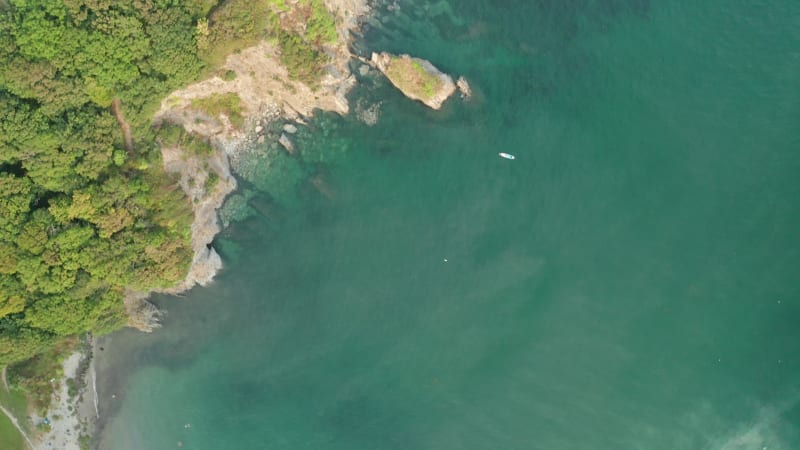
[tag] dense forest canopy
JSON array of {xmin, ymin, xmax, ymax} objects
[
  {"xmin": 0, "ymin": 0, "xmax": 341, "ymax": 366},
  {"xmin": 0, "ymin": 0, "xmax": 220, "ymax": 365},
  {"xmin": 0, "ymin": 0, "xmax": 340, "ymax": 366}
]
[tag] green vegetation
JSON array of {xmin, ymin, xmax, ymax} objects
[
  {"xmin": 190, "ymin": 0, "xmax": 338, "ymax": 85},
  {"xmin": 385, "ymin": 56, "xmax": 443, "ymax": 100},
  {"xmin": 1, "ymin": 360, "xmax": 33, "ymax": 450},
  {"xmin": 0, "ymin": 0, "xmax": 343, "ymax": 373},
  {"xmin": 79, "ymin": 433, "xmax": 91, "ymax": 450},
  {"xmin": 0, "ymin": 0, "xmax": 225, "ymax": 367},
  {"xmin": 221, "ymin": 69, "xmax": 238, "ymax": 81},
  {"xmin": 7, "ymin": 338, "xmax": 78, "ymax": 413},
  {"xmin": 191, "ymin": 92, "xmax": 246, "ymax": 128},
  {"xmin": 277, "ymin": 30, "xmax": 329, "ymax": 85},
  {"xmin": 267, "ymin": 0, "xmax": 338, "ymax": 84},
  {"xmin": 0, "ymin": 385, "xmax": 29, "ymax": 430},
  {"xmin": 0, "ymin": 414, "xmax": 24, "ymax": 450},
  {"xmin": 266, "ymin": 0, "xmax": 337, "ymax": 45},
  {"xmin": 156, "ymin": 123, "xmax": 215, "ymax": 155},
  {"xmin": 198, "ymin": 0, "xmax": 274, "ymax": 68},
  {"xmin": 304, "ymin": 0, "xmax": 339, "ymax": 45},
  {"xmin": 205, "ymin": 172, "xmax": 220, "ymax": 192}
]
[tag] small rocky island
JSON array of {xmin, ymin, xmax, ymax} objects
[{"xmin": 371, "ymin": 52, "xmax": 459, "ymax": 109}]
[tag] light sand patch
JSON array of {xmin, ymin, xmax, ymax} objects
[{"xmin": 32, "ymin": 352, "xmax": 82, "ymax": 450}]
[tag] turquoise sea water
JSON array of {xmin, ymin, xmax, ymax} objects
[{"xmin": 97, "ymin": 1, "xmax": 800, "ymax": 448}]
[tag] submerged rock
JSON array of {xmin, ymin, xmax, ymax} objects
[
  {"xmin": 370, "ymin": 52, "xmax": 456, "ymax": 109},
  {"xmin": 283, "ymin": 123, "xmax": 298, "ymax": 134},
  {"xmin": 356, "ymin": 99, "xmax": 382, "ymax": 126},
  {"xmin": 456, "ymin": 76, "xmax": 472, "ymax": 99},
  {"xmin": 279, "ymin": 133, "xmax": 295, "ymax": 153}
]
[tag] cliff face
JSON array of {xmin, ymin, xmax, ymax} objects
[
  {"xmin": 160, "ymin": 145, "xmax": 235, "ymax": 293},
  {"xmin": 371, "ymin": 52, "xmax": 457, "ymax": 110},
  {"xmin": 123, "ymin": 0, "xmax": 371, "ymax": 330}
]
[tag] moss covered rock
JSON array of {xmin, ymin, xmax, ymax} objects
[{"xmin": 371, "ymin": 52, "xmax": 456, "ymax": 109}]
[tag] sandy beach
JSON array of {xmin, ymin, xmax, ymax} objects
[
  {"xmin": 31, "ymin": 352, "xmax": 82, "ymax": 450},
  {"xmin": 30, "ymin": 345, "xmax": 98, "ymax": 450}
]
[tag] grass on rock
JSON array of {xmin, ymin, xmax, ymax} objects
[
  {"xmin": 191, "ymin": 93, "xmax": 246, "ymax": 129},
  {"xmin": 385, "ymin": 56, "xmax": 443, "ymax": 101},
  {"xmin": 201, "ymin": 0, "xmax": 338, "ymax": 86},
  {"xmin": 198, "ymin": 0, "xmax": 275, "ymax": 68},
  {"xmin": 157, "ymin": 123, "xmax": 216, "ymax": 156},
  {"xmin": 269, "ymin": 0, "xmax": 337, "ymax": 85}
]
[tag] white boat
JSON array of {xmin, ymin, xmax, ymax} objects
[{"xmin": 499, "ymin": 152, "xmax": 515, "ymax": 160}]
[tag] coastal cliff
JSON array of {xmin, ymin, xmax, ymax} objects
[
  {"xmin": 13, "ymin": 0, "xmax": 480, "ymax": 447},
  {"xmin": 123, "ymin": 0, "xmax": 370, "ymax": 330},
  {"xmin": 23, "ymin": 1, "xmax": 370, "ymax": 449}
]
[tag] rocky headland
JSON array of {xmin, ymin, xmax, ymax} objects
[
  {"xmin": 122, "ymin": 0, "xmax": 370, "ymax": 331},
  {"xmin": 37, "ymin": 1, "xmax": 478, "ymax": 448},
  {"xmin": 32, "ymin": 1, "xmax": 370, "ymax": 449}
]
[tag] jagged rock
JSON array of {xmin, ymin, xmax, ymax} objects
[
  {"xmin": 456, "ymin": 76, "xmax": 472, "ymax": 99},
  {"xmin": 255, "ymin": 125, "xmax": 264, "ymax": 133},
  {"xmin": 188, "ymin": 246, "xmax": 223, "ymax": 287},
  {"xmin": 283, "ymin": 123, "xmax": 298, "ymax": 134},
  {"xmin": 158, "ymin": 144, "xmax": 236, "ymax": 296},
  {"xmin": 279, "ymin": 133, "xmax": 295, "ymax": 153},
  {"xmin": 124, "ymin": 291, "xmax": 161, "ymax": 332}
]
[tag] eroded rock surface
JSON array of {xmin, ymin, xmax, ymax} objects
[{"xmin": 371, "ymin": 52, "xmax": 456, "ymax": 109}]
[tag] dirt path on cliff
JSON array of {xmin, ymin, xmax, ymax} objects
[{"xmin": 111, "ymin": 98, "xmax": 134, "ymax": 155}]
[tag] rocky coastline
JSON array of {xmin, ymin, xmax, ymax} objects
[
  {"xmin": 32, "ymin": 1, "xmax": 371, "ymax": 449},
  {"xmin": 122, "ymin": 0, "xmax": 371, "ymax": 331},
  {"xmin": 123, "ymin": 0, "xmax": 473, "ymax": 330},
  {"xmin": 38, "ymin": 1, "xmax": 478, "ymax": 448}
]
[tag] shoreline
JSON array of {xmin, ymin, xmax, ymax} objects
[
  {"xmin": 45, "ymin": 1, "xmax": 473, "ymax": 448},
  {"xmin": 29, "ymin": 338, "xmax": 97, "ymax": 450},
  {"xmin": 123, "ymin": 0, "xmax": 371, "ymax": 331},
  {"xmin": 47, "ymin": 1, "xmax": 372, "ymax": 448}
]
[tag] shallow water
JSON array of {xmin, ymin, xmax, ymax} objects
[{"xmin": 98, "ymin": 1, "xmax": 800, "ymax": 448}]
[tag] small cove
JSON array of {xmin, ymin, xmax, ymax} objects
[{"xmin": 98, "ymin": 1, "xmax": 800, "ymax": 448}]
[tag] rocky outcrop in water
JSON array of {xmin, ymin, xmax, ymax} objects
[
  {"xmin": 456, "ymin": 76, "xmax": 472, "ymax": 99},
  {"xmin": 278, "ymin": 133, "xmax": 295, "ymax": 153},
  {"xmin": 119, "ymin": 0, "xmax": 372, "ymax": 317},
  {"xmin": 370, "ymin": 52, "xmax": 456, "ymax": 109},
  {"xmin": 124, "ymin": 290, "xmax": 162, "ymax": 332}
]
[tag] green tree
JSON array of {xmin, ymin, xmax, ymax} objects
[{"xmin": 0, "ymin": 0, "xmax": 224, "ymax": 366}]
